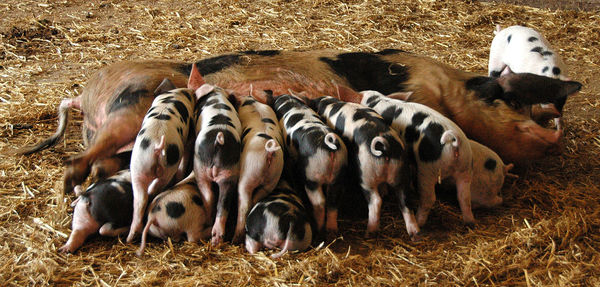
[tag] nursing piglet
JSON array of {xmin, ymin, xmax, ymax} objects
[
  {"xmin": 361, "ymin": 90, "xmax": 475, "ymax": 227},
  {"xmin": 137, "ymin": 174, "xmax": 211, "ymax": 255},
  {"xmin": 59, "ymin": 170, "xmax": 133, "ymax": 253},
  {"xmin": 245, "ymin": 179, "xmax": 313, "ymax": 258},
  {"xmin": 272, "ymin": 94, "xmax": 347, "ymax": 235},
  {"xmin": 90, "ymin": 150, "xmax": 132, "ymax": 181},
  {"xmin": 126, "ymin": 78, "xmax": 196, "ymax": 243},
  {"xmin": 311, "ymin": 96, "xmax": 417, "ymax": 239},
  {"xmin": 191, "ymin": 69, "xmax": 242, "ymax": 246},
  {"xmin": 232, "ymin": 96, "xmax": 285, "ymax": 243},
  {"xmin": 468, "ymin": 139, "xmax": 517, "ymax": 208}
]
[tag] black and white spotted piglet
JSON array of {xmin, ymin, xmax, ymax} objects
[
  {"xmin": 232, "ymin": 96, "xmax": 285, "ymax": 243},
  {"xmin": 245, "ymin": 179, "xmax": 313, "ymax": 258},
  {"xmin": 272, "ymin": 94, "xmax": 347, "ymax": 235},
  {"xmin": 127, "ymin": 78, "xmax": 196, "ymax": 243},
  {"xmin": 192, "ymin": 73, "xmax": 242, "ymax": 246},
  {"xmin": 361, "ymin": 90, "xmax": 475, "ymax": 227},
  {"xmin": 311, "ymin": 96, "xmax": 418, "ymax": 239},
  {"xmin": 137, "ymin": 174, "xmax": 211, "ymax": 256},
  {"xmin": 59, "ymin": 170, "xmax": 133, "ymax": 253}
]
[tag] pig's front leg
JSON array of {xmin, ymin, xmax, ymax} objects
[
  {"xmin": 325, "ymin": 183, "xmax": 342, "ymax": 234},
  {"xmin": 305, "ymin": 183, "xmax": 326, "ymax": 233},
  {"xmin": 99, "ymin": 223, "xmax": 129, "ymax": 237},
  {"xmin": 212, "ymin": 179, "xmax": 236, "ymax": 245},
  {"xmin": 416, "ymin": 176, "xmax": 437, "ymax": 227},
  {"xmin": 59, "ymin": 199, "xmax": 100, "ymax": 253},
  {"xmin": 233, "ymin": 179, "xmax": 254, "ymax": 244},
  {"xmin": 361, "ymin": 182, "xmax": 383, "ymax": 238},
  {"xmin": 126, "ymin": 178, "xmax": 151, "ymax": 243},
  {"xmin": 456, "ymin": 173, "xmax": 475, "ymax": 226},
  {"xmin": 245, "ymin": 235, "xmax": 263, "ymax": 254}
]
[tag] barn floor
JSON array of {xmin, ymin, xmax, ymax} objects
[{"xmin": 0, "ymin": 0, "xmax": 599, "ymax": 286}]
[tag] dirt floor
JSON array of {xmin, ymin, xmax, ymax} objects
[{"xmin": 0, "ymin": 0, "xmax": 599, "ymax": 286}]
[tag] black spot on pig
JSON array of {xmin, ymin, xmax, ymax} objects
[
  {"xmin": 85, "ymin": 180, "xmax": 134, "ymax": 228},
  {"xmin": 197, "ymin": 129, "xmax": 241, "ymax": 167},
  {"xmin": 542, "ymin": 51, "xmax": 553, "ymax": 56},
  {"xmin": 140, "ymin": 138, "xmax": 151, "ymax": 150},
  {"xmin": 379, "ymin": 106, "xmax": 403, "ymax": 126},
  {"xmin": 153, "ymin": 114, "xmax": 172, "ymax": 121},
  {"xmin": 160, "ymin": 96, "xmax": 175, "ymax": 103},
  {"xmin": 305, "ymin": 180, "xmax": 319, "ymax": 191},
  {"xmin": 412, "ymin": 112, "xmax": 428, "ymax": 127},
  {"xmin": 177, "ymin": 127, "xmax": 183, "ymax": 137},
  {"xmin": 166, "ymin": 202, "xmax": 186, "ymax": 218},
  {"xmin": 542, "ymin": 66, "xmax": 549, "ymax": 73},
  {"xmin": 286, "ymin": 114, "xmax": 304, "ymax": 129},
  {"xmin": 552, "ymin": 67, "xmax": 561, "ymax": 75},
  {"xmin": 108, "ymin": 87, "xmax": 149, "ymax": 113},
  {"xmin": 213, "ymin": 103, "xmax": 232, "ymax": 111},
  {"xmin": 246, "ymin": 204, "xmax": 267, "ymax": 240},
  {"xmin": 192, "ymin": 195, "xmax": 203, "ymax": 206},
  {"xmin": 261, "ymin": 118, "xmax": 275, "ymax": 125},
  {"xmin": 404, "ymin": 126, "xmax": 420, "ymax": 144},
  {"xmin": 484, "ymin": 158, "xmax": 497, "ymax": 171},
  {"xmin": 328, "ymin": 103, "xmax": 345, "ymax": 118},
  {"xmin": 507, "ymin": 35, "xmax": 512, "ymax": 43},
  {"xmin": 241, "ymin": 127, "xmax": 252, "ymax": 139},
  {"xmin": 418, "ymin": 123, "xmax": 445, "ymax": 162},
  {"xmin": 365, "ymin": 95, "xmax": 380, "ymax": 107},
  {"xmin": 319, "ymin": 52, "xmax": 409, "ymax": 95},
  {"xmin": 166, "ymin": 144, "xmax": 180, "ymax": 166},
  {"xmin": 241, "ymin": 50, "xmax": 281, "ymax": 56},
  {"xmin": 189, "ymin": 54, "xmax": 242, "ymax": 76},
  {"xmin": 138, "ymin": 128, "xmax": 146, "ymax": 136},
  {"xmin": 528, "ymin": 36, "xmax": 538, "ymax": 42},
  {"xmin": 180, "ymin": 89, "xmax": 193, "ymax": 102},
  {"xmin": 530, "ymin": 47, "xmax": 544, "ymax": 54},
  {"xmin": 257, "ymin": 133, "xmax": 272, "ymax": 140},
  {"xmin": 335, "ymin": 114, "xmax": 346, "ymax": 135},
  {"xmin": 205, "ymin": 99, "xmax": 219, "ymax": 106},
  {"xmin": 242, "ymin": 98, "xmax": 256, "ymax": 106},
  {"xmin": 490, "ymin": 70, "xmax": 501, "ymax": 78},
  {"xmin": 209, "ymin": 114, "xmax": 234, "ymax": 127},
  {"xmin": 171, "ymin": 100, "xmax": 190, "ymax": 123}
]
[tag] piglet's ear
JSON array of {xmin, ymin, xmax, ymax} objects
[
  {"xmin": 560, "ymin": 80, "xmax": 583, "ymax": 97},
  {"xmin": 154, "ymin": 78, "xmax": 176, "ymax": 96},
  {"xmin": 187, "ymin": 63, "xmax": 206, "ymax": 90},
  {"xmin": 387, "ymin": 91, "xmax": 413, "ymax": 101}
]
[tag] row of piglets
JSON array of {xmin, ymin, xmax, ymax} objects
[{"xmin": 60, "ymin": 67, "xmax": 516, "ymax": 256}]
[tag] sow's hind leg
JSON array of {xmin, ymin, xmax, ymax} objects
[{"xmin": 63, "ymin": 110, "xmax": 142, "ymax": 193}]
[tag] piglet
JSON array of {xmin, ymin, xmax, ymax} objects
[
  {"xmin": 232, "ymin": 96, "xmax": 285, "ymax": 243},
  {"xmin": 488, "ymin": 25, "xmax": 574, "ymax": 128},
  {"xmin": 311, "ymin": 95, "xmax": 417, "ymax": 239},
  {"xmin": 59, "ymin": 169, "xmax": 133, "ymax": 253},
  {"xmin": 137, "ymin": 174, "xmax": 211, "ymax": 256},
  {"xmin": 191, "ymin": 67, "xmax": 243, "ymax": 246},
  {"xmin": 468, "ymin": 139, "xmax": 517, "ymax": 208},
  {"xmin": 245, "ymin": 179, "xmax": 313, "ymax": 258},
  {"xmin": 272, "ymin": 94, "xmax": 347, "ymax": 236},
  {"xmin": 126, "ymin": 77, "xmax": 197, "ymax": 243},
  {"xmin": 361, "ymin": 90, "xmax": 475, "ymax": 227}
]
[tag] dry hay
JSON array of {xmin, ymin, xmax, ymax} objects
[{"xmin": 0, "ymin": 0, "xmax": 599, "ymax": 285}]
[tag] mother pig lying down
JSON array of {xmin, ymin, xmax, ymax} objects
[{"xmin": 17, "ymin": 50, "xmax": 582, "ymax": 194}]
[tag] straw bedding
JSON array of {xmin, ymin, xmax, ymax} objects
[{"xmin": 1, "ymin": 0, "xmax": 599, "ymax": 285}]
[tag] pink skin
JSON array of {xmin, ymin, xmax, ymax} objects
[
  {"xmin": 137, "ymin": 179, "xmax": 212, "ymax": 256},
  {"xmin": 244, "ymin": 223, "xmax": 312, "ymax": 258},
  {"xmin": 59, "ymin": 196, "xmax": 100, "ymax": 253},
  {"xmin": 233, "ymin": 138, "xmax": 283, "ymax": 243}
]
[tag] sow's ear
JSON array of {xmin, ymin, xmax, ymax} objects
[
  {"xmin": 187, "ymin": 63, "xmax": 206, "ymax": 90},
  {"xmin": 153, "ymin": 78, "xmax": 176, "ymax": 96},
  {"xmin": 497, "ymin": 73, "xmax": 582, "ymax": 105}
]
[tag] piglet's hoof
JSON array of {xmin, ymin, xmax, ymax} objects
[
  {"xmin": 364, "ymin": 230, "xmax": 379, "ymax": 239},
  {"xmin": 211, "ymin": 234, "xmax": 224, "ymax": 246},
  {"xmin": 464, "ymin": 221, "xmax": 476, "ymax": 229},
  {"xmin": 409, "ymin": 233, "xmax": 422, "ymax": 242},
  {"xmin": 58, "ymin": 245, "xmax": 75, "ymax": 254}
]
